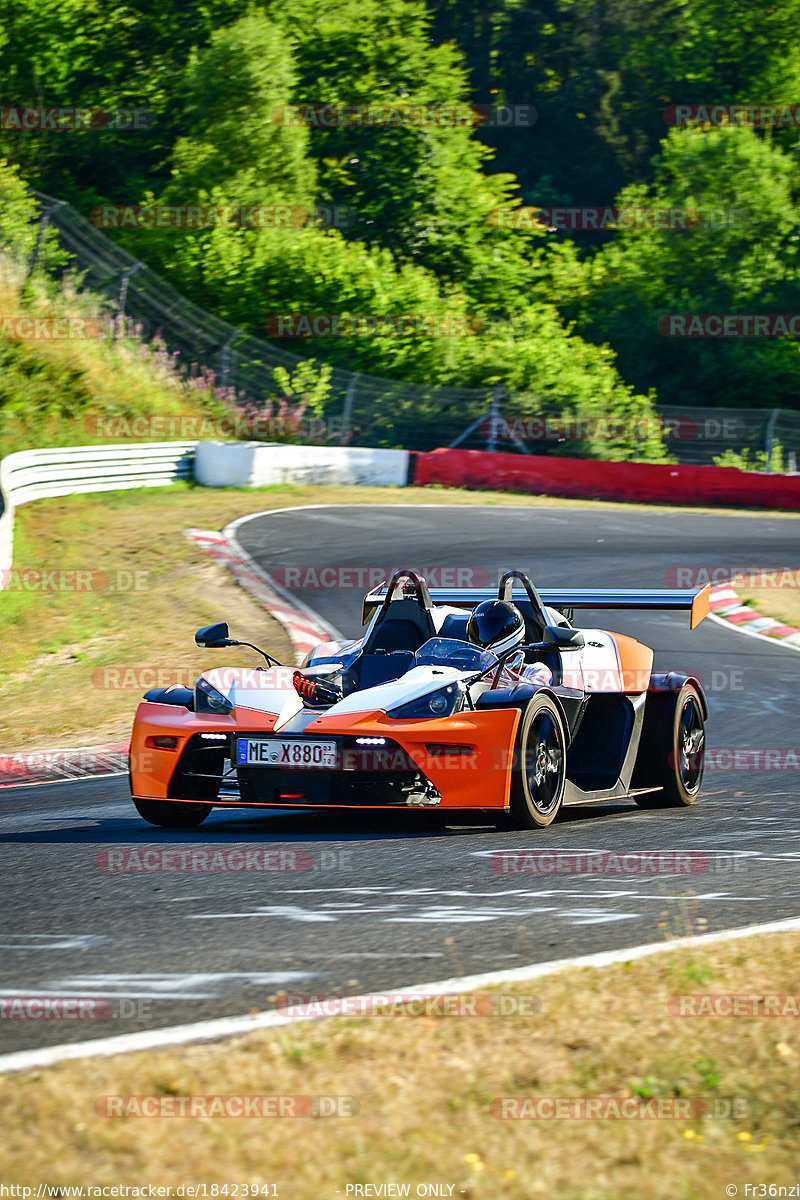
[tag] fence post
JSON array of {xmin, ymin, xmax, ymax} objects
[
  {"xmin": 113, "ymin": 262, "xmax": 143, "ymax": 342},
  {"xmin": 219, "ymin": 331, "xmax": 239, "ymax": 395},
  {"xmin": 765, "ymin": 408, "xmax": 780, "ymax": 473},
  {"xmin": 487, "ymin": 387, "xmax": 502, "ymax": 453},
  {"xmin": 340, "ymin": 373, "xmax": 360, "ymax": 444}
]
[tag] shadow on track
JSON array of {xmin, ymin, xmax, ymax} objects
[{"xmin": 0, "ymin": 799, "xmax": 648, "ymax": 846}]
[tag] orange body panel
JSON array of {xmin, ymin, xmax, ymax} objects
[
  {"xmin": 611, "ymin": 633, "xmax": 654, "ymax": 693},
  {"xmin": 130, "ymin": 700, "xmax": 521, "ymax": 810},
  {"xmin": 691, "ymin": 583, "xmax": 711, "ymax": 629},
  {"xmin": 307, "ymin": 706, "xmax": 521, "ymax": 808},
  {"xmin": 130, "ymin": 701, "xmax": 277, "ymax": 801}
]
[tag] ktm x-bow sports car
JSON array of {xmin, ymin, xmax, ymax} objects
[{"xmin": 129, "ymin": 569, "xmax": 711, "ymax": 830}]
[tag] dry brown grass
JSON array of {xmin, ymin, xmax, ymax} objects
[
  {"xmin": 0, "ymin": 931, "xmax": 798, "ymax": 1198},
  {"xmin": 735, "ymin": 569, "xmax": 800, "ymax": 630},
  {"xmin": 0, "ymin": 487, "xmax": 294, "ymax": 751}
]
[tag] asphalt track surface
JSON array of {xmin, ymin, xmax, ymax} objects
[{"xmin": 2, "ymin": 503, "xmax": 800, "ymax": 1055}]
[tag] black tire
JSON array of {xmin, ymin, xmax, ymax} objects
[
  {"xmin": 133, "ymin": 797, "xmax": 212, "ymax": 828},
  {"xmin": 633, "ymin": 683, "xmax": 705, "ymax": 808},
  {"xmin": 508, "ymin": 695, "xmax": 567, "ymax": 828}
]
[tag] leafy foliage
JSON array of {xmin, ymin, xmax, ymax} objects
[
  {"xmin": 1, "ymin": 0, "xmax": 796, "ymax": 456},
  {"xmin": 565, "ymin": 127, "xmax": 800, "ymax": 410}
]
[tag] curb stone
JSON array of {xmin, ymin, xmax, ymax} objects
[
  {"xmin": 0, "ymin": 741, "xmax": 129, "ymax": 788},
  {"xmin": 709, "ymin": 581, "xmax": 800, "ymax": 651}
]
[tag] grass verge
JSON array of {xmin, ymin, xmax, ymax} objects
[
  {"xmin": 0, "ymin": 485, "xmax": 296, "ymax": 751},
  {"xmin": 735, "ymin": 570, "xmax": 800, "ymax": 630},
  {"xmin": 0, "ymin": 930, "xmax": 798, "ymax": 1197},
  {"xmin": 2, "ymin": 483, "xmax": 800, "ymax": 752}
]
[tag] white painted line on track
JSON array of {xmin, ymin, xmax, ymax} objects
[{"xmin": 2, "ymin": 914, "xmax": 799, "ymax": 1075}]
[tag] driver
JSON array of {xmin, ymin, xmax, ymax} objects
[
  {"xmin": 467, "ymin": 599, "xmax": 553, "ymax": 687},
  {"xmin": 467, "ymin": 599, "xmax": 526, "ymax": 657}
]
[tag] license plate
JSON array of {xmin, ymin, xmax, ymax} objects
[{"xmin": 235, "ymin": 738, "xmax": 338, "ymax": 769}]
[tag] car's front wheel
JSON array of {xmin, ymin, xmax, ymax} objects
[
  {"xmin": 133, "ymin": 798, "xmax": 213, "ymax": 828},
  {"xmin": 634, "ymin": 682, "xmax": 705, "ymax": 808},
  {"xmin": 509, "ymin": 695, "xmax": 567, "ymax": 828}
]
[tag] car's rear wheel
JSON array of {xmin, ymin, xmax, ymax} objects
[
  {"xmin": 509, "ymin": 695, "xmax": 567, "ymax": 828},
  {"xmin": 133, "ymin": 798, "xmax": 213, "ymax": 828},
  {"xmin": 634, "ymin": 683, "xmax": 705, "ymax": 808}
]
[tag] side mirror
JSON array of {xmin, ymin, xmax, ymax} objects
[
  {"xmin": 195, "ymin": 622, "xmax": 235, "ymax": 648},
  {"xmin": 542, "ymin": 625, "xmax": 585, "ymax": 651}
]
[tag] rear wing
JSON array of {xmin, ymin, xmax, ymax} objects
[{"xmin": 363, "ymin": 583, "xmax": 711, "ymax": 630}]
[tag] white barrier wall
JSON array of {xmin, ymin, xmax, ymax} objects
[{"xmin": 194, "ymin": 441, "xmax": 410, "ymax": 489}]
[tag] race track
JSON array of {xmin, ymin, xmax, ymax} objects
[{"xmin": 2, "ymin": 503, "xmax": 799, "ymax": 1055}]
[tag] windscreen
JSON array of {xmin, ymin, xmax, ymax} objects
[{"xmin": 414, "ymin": 637, "xmax": 497, "ymax": 672}]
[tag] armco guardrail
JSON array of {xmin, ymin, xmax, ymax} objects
[{"xmin": 0, "ymin": 442, "xmax": 195, "ymax": 591}]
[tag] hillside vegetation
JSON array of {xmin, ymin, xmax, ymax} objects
[
  {"xmin": 0, "ymin": 170, "xmax": 230, "ymax": 455},
  {"xmin": 4, "ymin": 0, "xmax": 797, "ymax": 452}
]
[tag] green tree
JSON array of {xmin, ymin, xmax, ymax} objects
[
  {"xmin": 260, "ymin": 0, "xmax": 538, "ymax": 308},
  {"xmin": 0, "ymin": 0, "xmax": 241, "ymax": 206},
  {"xmin": 0, "ymin": 159, "xmax": 44, "ymax": 260},
  {"xmin": 163, "ymin": 14, "xmax": 315, "ymax": 210},
  {"xmin": 430, "ymin": 0, "xmax": 800, "ymax": 208},
  {"xmin": 569, "ymin": 125, "xmax": 800, "ymax": 408}
]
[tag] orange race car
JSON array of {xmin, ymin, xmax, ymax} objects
[{"xmin": 129, "ymin": 569, "xmax": 710, "ymax": 830}]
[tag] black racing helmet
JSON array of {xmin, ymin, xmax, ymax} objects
[{"xmin": 467, "ymin": 599, "xmax": 525, "ymax": 656}]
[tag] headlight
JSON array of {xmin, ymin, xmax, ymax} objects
[
  {"xmin": 195, "ymin": 676, "xmax": 234, "ymax": 715},
  {"xmin": 388, "ymin": 683, "xmax": 461, "ymax": 720}
]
